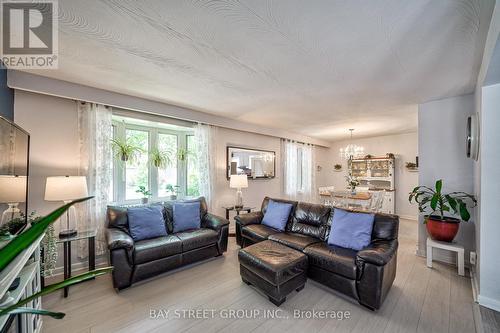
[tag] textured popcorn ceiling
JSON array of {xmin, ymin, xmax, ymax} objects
[{"xmin": 26, "ymin": 0, "xmax": 493, "ymax": 140}]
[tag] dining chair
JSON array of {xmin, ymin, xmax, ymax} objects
[
  {"xmin": 369, "ymin": 190, "xmax": 385, "ymax": 212},
  {"xmin": 319, "ymin": 186, "xmax": 335, "ymax": 205}
]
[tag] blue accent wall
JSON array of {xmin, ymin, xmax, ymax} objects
[{"xmin": 0, "ymin": 67, "xmax": 14, "ymax": 121}]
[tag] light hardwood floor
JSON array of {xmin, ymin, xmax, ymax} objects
[{"xmin": 42, "ymin": 219, "xmax": 476, "ymax": 333}]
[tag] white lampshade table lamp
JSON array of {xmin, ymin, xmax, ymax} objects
[
  {"xmin": 229, "ymin": 174, "xmax": 248, "ymax": 208},
  {"xmin": 45, "ymin": 176, "xmax": 88, "ymax": 238},
  {"xmin": 0, "ymin": 175, "xmax": 27, "ymax": 226}
]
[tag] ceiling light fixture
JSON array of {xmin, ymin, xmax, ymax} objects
[{"xmin": 339, "ymin": 129, "xmax": 364, "ymax": 160}]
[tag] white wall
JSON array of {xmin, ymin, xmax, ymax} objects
[
  {"xmin": 14, "ymin": 90, "xmax": 80, "ymax": 217},
  {"xmin": 478, "ymin": 83, "xmax": 500, "ymax": 311},
  {"xmin": 212, "ymin": 127, "xmax": 282, "ymax": 217},
  {"xmin": 320, "ymin": 132, "xmax": 419, "ymax": 220},
  {"xmin": 418, "ymin": 94, "xmax": 475, "ymax": 264},
  {"xmin": 13, "ymin": 89, "xmax": 332, "ymax": 220},
  {"xmin": 9, "ymin": 71, "xmax": 330, "ymax": 147},
  {"xmin": 475, "ymin": 0, "xmax": 500, "ymax": 312},
  {"xmin": 12, "ymin": 89, "xmax": 332, "ymax": 272},
  {"xmin": 14, "ymin": 90, "xmax": 85, "ymax": 271}
]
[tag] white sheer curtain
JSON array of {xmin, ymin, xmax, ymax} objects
[
  {"xmin": 282, "ymin": 139, "xmax": 316, "ymax": 203},
  {"xmin": 77, "ymin": 102, "xmax": 112, "ymax": 257},
  {"xmin": 283, "ymin": 140, "xmax": 299, "ymax": 199},
  {"xmin": 193, "ymin": 123, "xmax": 217, "ymax": 211}
]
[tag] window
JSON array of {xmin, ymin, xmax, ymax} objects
[
  {"xmin": 111, "ymin": 117, "xmax": 194, "ymax": 203},
  {"xmin": 186, "ymin": 135, "xmax": 199, "ymax": 196},
  {"xmin": 283, "ymin": 139, "xmax": 314, "ymax": 201},
  {"xmin": 157, "ymin": 133, "xmax": 178, "ymax": 198},
  {"xmin": 125, "ymin": 129, "xmax": 149, "ymax": 200},
  {"xmin": 297, "ymin": 147, "xmax": 304, "ymax": 192}
]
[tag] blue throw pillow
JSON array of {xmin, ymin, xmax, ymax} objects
[
  {"xmin": 173, "ymin": 202, "xmax": 201, "ymax": 233},
  {"xmin": 262, "ymin": 200, "xmax": 294, "ymax": 231},
  {"xmin": 128, "ymin": 205, "xmax": 167, "ymax": 241},
  {"xmin": 328, "ymin": 209, "xmax": 375, "ymax": 251}
]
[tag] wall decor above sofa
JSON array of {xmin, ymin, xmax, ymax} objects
[{"xmin": 227, "ymin": 146, "xmax": 275, "ymax": 179}]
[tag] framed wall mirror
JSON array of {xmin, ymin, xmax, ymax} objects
[
  {"xmin": 0, "ymin": 116, "xmax": 30, "ymax": 230},
  {"xmin": 227, "ymin": 146, "xmax": 275, "ymax": 179}
]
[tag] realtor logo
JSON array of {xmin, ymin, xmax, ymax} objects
[{"xmin": 1, "ymin": 0, "xmax": 58, "ymax": 69}]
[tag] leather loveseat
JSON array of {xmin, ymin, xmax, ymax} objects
[
  {"xmin": 235, "ymin": 197, "xmax": 399, "ymax": 310},
  {"xmin": 105, "ymin": 197, "xmax": 229, "ymax": 290}
]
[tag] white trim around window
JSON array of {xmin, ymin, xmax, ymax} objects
[{"xmin": 111, "ymin": 118, "xmax": 193, "ymax": 204}]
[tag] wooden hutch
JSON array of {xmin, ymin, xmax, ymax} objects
[{"xmin": 348, "ymin": 156, "xmax": 396, "ymax": 214}]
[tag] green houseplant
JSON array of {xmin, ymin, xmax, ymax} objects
[
  {"xmin": 150, "ymin": 148, "xmax": 174, "ymax": 169},
  {"xmin": 111, "ymin": 138, "xmax": 143, "ymax": 162},
  {"xmin": 166, "ymin": 184, "xmax": 181, "ymax": 200},
  {"xmin": 405, "ymin": 162, "xmax": 418, "ymax": 171},
  {"xmin": 136, "ymin": 186, "xmax": 152, "ymax": 204},
  {"xmin": 0, "ymin": 198, "xmax": 112, "ymax": 319},
  {"xmin": 1, "ymin": 211, "xmax": 58, "ymax": 277},
  {"xmin": 409, "ymin": 179, "xmax": 477, "ymax": 242},
  {"xmin": 177, "ymin": 148, "xmax": 194, "ymax": 162}
]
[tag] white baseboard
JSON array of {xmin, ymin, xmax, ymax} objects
[
  {"xmin": 416, "ymin": 247, "xmax": 426, "ymax": 257},
  {"xmin": 472, "ymin": 303, "xmax": 484, "ymax": 333},
  {"xmin": 470, "ymin": 266, "xmax": 479, "ymax": 302},
  {"xmin": 478, "ymin": 295, "xmax": 500, "ymax": 312}
]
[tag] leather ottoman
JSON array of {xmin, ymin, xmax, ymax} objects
[{"xmin": 238, "ymin": 240, "xmax": 308, "ymax": 306}]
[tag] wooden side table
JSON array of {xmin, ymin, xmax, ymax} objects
[
  {"xmin": 41, "ymin": 230, "xmax": 96, "ymax": 297},
  {"xmin": 426, "ymin": 237, "xmax": 465, "ymax": 276},
  {"xmin": 222, "ymin": 206, "xmax": 254, "ymax": 237}
]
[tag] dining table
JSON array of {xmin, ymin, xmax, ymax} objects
[{"xmin": 329, "ymin": 190, "xmax": 372, "ymax": 210}]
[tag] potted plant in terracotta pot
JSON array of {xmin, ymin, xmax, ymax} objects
[{"xmin": 409, "ymin": 179, "xmax": 476, "ymax": 242}]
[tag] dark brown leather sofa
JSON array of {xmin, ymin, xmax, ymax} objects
[
  {"xmin": 235, "ymin": 197, "xmax": 399, "ymax": 310},
  {"xmin": 105, "ymin": 197, "xmax": 229, "ymax": 290}
]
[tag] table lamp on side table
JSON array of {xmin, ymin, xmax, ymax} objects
[
  {"xmin": 0, "ymin": 175, "xmax": 27, "ymax": 226},
  {"xmin": 229, "ymin": 174, "xmax": 248, "ymax": 208},
  {"xmin": 44, "ymin": 176, "xmax": 88, "ymax": 238}
]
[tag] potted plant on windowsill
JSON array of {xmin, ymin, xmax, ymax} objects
[
  {"xmin": 166, "ymin": 184, "xmax": 181, "ymax": 200},
  {"xmin": 409, "ymin": 179, "xmax": 477, "ymax": 242},
  {"xmin": 136, "ymin": 186, "xmax": 152, "ymax": 204}
]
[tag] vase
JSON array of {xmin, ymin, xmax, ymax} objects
[
  {"xmin": 425, "ymin": 215, "xmax": 460, "ymax": 242},
  {"xmin": 351, "ymin": 188, "xmax": 356, "ymax": 195},
  {"xmin": 141, "ymin": 197, "xmax": 148, "ymax": 204}
]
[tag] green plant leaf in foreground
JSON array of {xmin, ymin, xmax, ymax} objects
[
  {"xmin": 435, "ymin": 179, "xmax": 442, "ymax": 193},
  {"xmin": 7, "ymin": 307, "xmax": 65, "ymax": 319},
  {"xmin": 0, "ymin": 197, "xmax": 93, "ymax": 272},
  {"xmin": 0, "ymin": 267, "xmax": 112, "ymax": 317}
]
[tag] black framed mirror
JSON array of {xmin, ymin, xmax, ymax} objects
[{"xmin": 227, "ymin": 146, "xmax": 275, "ymax": 179}]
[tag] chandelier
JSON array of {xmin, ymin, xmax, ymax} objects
[{"xmin": 339, "ymin": 129, "xmax": 364, "ymax": 160}]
